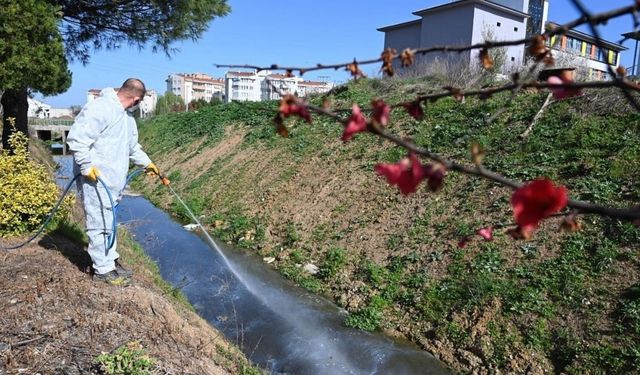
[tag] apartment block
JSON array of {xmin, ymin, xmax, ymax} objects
[
  {"xmin": 546, "ymin": 22, "xmax": 626, "ymax": 80},
  {"xmin": 225, "ymin": 70, "xmax": 334, "ymax": 103},
  {"xmin": 166, "ymin": 73, "xmax": 225, "ymax": 104}
]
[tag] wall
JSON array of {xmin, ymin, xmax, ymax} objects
[
  {"xmin": 471, "ymin": 4, "xmax": 527, "ymax": 72},
  {"xmin": 383, "ymin": 22, "xmax": 421, "ymax": 51},
  {"xmin": 419, "ymin": 4, "xmax": 475, "ymax": 65}
]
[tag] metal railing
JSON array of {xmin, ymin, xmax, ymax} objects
[{"xmin": 28, "ymin": 117, "xmax": 74, "ymax": 126}]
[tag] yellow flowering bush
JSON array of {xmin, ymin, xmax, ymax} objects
[{"xmin": 0, "ymin": 122, "xmax": 73, "ymax": 236}]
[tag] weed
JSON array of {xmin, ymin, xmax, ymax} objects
[
  {"xmin": 95, "ymin": 341, "xmax": 154, "ymax": 375},
  {"xmin": 319, "ymin": 247, "xmax": 346, "ymax": 280},
  {"xmin": 283, "ymin": 221, "xmax": 300, "ymax": 247},
  {"xmin": 48, "ymin": 218, "xmax": 87, "ymax": 244},
  {"xmin": 344, "ymin": 295, "xmax": 387, "ymax": 331}
]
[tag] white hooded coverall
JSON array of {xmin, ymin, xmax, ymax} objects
[{"xmin": 67, "ymin": 88, "xmax": 151, "ymax": 275}]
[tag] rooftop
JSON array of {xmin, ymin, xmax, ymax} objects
[
  {"xmin": 378, "ymin": 0, "xmax": 529, "ymax": 33},
  {"xmin": 412, "ymin": 0, "xmax": 528, "ymax": 19},
  {"xmin": 227, "ymin": 71, "xmax": 256, "ymax": 77},
  {"xmin": 377, "ymin": 19, "xmax": 421, "ymax": 33}
]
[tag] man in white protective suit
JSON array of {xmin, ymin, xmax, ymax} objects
[{"xmin": 67, "ymin": 78, "xmax": 165, "ymax": 286}]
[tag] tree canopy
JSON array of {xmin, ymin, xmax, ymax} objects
[
  {"xmin": 1, "ymin": 0, "xmax": 230, "ymax": 150},
  {"xmin": 0, "ymin": 0, "xmax": 71, "ymax": 95},
  {"xmin": 54, "ymin": 0, "xmax": 231, "ymax": 62},
  {"xmin": 0, "ymin": 0, "xmax": 72, "ymax": 149},
  {"xmin": 155, "ymin": 92, "xmax": 186, "ymax": 115}
]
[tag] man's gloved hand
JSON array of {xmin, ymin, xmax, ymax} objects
[
  {"xmin": 145, "ymin": 162, "xmax": 160, "ymax": 176},
  {"xmin": 84, "ymin": 167, "xmax": 101, "ymax": 182}
]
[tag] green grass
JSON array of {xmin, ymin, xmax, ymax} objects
[
  {"xmin": 48, "ymin": 217, "xmax": 87, "ymax": 244},
  {"xmin": 135, "ymin": 77, "xmax": 640, "ymax": 373}
]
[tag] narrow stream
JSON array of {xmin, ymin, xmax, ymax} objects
[{"xmin": 54, "ymin": 156, "xmax": 450, "ymax": 374}]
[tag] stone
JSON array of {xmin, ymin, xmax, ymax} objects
[{"xmin": 302, "ymin": 263, "xmax": 319, "ymax": 275}]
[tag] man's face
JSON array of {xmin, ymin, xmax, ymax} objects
[{"xmin": 127, "ymin": 95, "xmax": 143, "ymax": 112}]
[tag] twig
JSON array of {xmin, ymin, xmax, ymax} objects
[
  {"xmin": 258, "ymin": 16, "xmax": 640, "ymax": 224},
  {"xmin": 213, "ymin": 3, "xmax": 639, "ymax": 77},
  {"xmin": 248, "ymin": 335, "xmax": 263, "ymax": 361},
  {"xmin": 520, "ymin": 93, "xmax": 553, "ymax": 139},
  {"xmin": 297, "ymin": 100, "xmax": 640, "ymax": 222},
  {"xmin": 569, "ymin": 0, "xmax": 640, "ymax": 112},
  {"xmin": 11, "ymin": 335, "xmax": 46, "ymax": 348}
]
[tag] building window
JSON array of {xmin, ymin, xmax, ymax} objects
[
  {"xmin": 567, "ymin": 37, "xmax": 581, "ymax": 52},
  {"xmin": 511, "ymin": 57, "xmax": 515, "ymax": 62},
  {"xmin": 514, "ymin": 27, "xmax": 518, "ymax": 32},
  {"xmin": 497, "ymin": 22, "xmax": 501, "ymax": 27},
  {"xmin": 527, "ymin": 0, "xmax": 545, "ymax": 37}
]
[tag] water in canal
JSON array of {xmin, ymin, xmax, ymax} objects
[{"xmin": 55, "ymin": 156, "xmax": 450, "ymax": 374}]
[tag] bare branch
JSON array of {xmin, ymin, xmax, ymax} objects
[{"xmin": 214, "ymin": 3, "xmax": 640, "ymax": 77}]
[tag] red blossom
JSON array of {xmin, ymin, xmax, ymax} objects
[
  {"xmin": 477, "ymin": 227, "xmax": 494, "ymax": 241},
  {"xmin": 342, "ymin": 104, "xmax": 368, "ymax": 142},
  {"xmin": 371, "ymin": 99, "xmax": 391, "ymax": 127},
  {"xmin": 279, "ymin": 94, "xmax": 311, "ymax": 122},
  {"xmin": 528, "ymin": 35, "xmax": 549, "ymax": 61},
  {"xmin": 547, "ymin": 74, "xmax": 581, "ymax": 100},
  {"xmin": 458, "ymin": 238, "xmax": 470, "ymax": 248},
  {"xmin": 511, "ymin": 178, "xmax": 568, "ymax": 238},
  {"xmin": 375, "ymin": 153, "xmax": 444, "ymax": 195},
  {"xmin": 424, "ymin": 164, "xmax": 445, "ymax": 192},
  {"xmin": 560, "ymin": 215, "xmax": 582, "ymax": 233},
  {"xmin": 346, "ymin": 59, "xmax": 365, "ymax": 78},
  {"xmin": 403, "ymin": 100, "xmax": 424, "ymax": 120},
  {"xmin": 400, "ymin": 48, "xmax": 415, "ymax": 67},
  {"xmin": 380, "ymin": 48, "xmax": 397, "ymax": 77}
]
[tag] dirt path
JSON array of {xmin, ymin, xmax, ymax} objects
[{"xmin": 0, "ymin": 233, "xmax": 250, "ymax": 374}]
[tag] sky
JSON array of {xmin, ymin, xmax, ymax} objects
[{"xmin": 39, "ymin": 0, "xmax": 638, "ymax": 108}]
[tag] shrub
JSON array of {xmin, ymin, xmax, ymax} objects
[
  {"xmin": 0, "ymin": 121, "xmax": 73, "ymax": 236},
  {"xmin": 95, "ymin": 341, "xmax": 155, "ymax": 375}
]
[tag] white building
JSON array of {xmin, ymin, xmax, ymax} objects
[
  {"xmin": 27, "ymin": 98, "xmax": 51, "ymax": 118},
  {"xmin": 299, "ymin": 80, "xmax": 335, "ymax": 97},
  {"xmin": 378, "ymin": 0, "xmax": 534, "ymax": 74},
  {"xmin": 49, "ymin": 108, "xmax": 74, "ymax": 118},
  {"xmin": 378, "ymin": 0, "xmax": 624, "ymax": 78},
  {"xmin": 225, "ymin": 70, "xmax": 269, "ymax": 102},
  {"xmin": 225, "ymin": 70, "xmax": 334, "ymax": 103},
  {"xmin": 87, "ymin": 88, "xmax": 157, "ymax": 118},
  {"xmin": 166, "ymin": 73, "xmax": 225, "ymax": 104},
  {"xmin": 546, "ymin": 22, "xmax": 626, "ymax": 80}
]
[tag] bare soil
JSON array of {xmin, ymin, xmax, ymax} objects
[{"xmin": 0, "ymin": 232, "xmax": 247, "ymax": 375}]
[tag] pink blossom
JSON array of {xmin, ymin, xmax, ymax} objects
[
  {"xmin": 371, "ymin": 99, "xmax": 391, "ymax": 126},
  {"xmin": 342, "ymin": 104, "xmax": 368, "ymax": 142},
  {"xmin": 477, "ymin": 227, "xmax": 494, "ymax": 241}
]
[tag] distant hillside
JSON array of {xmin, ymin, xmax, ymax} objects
[{"xmin": 136, "ymin": 77, "xmax": 640, "ymax": 374}]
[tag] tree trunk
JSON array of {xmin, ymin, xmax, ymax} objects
[{"xmin": 1, "ymin": 88, "xmax": 29, "ymax": 152}]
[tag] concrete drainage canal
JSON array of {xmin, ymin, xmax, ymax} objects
[{"xmin": 56, "ymin": 155, "xmax": 451, "ymax": 375}]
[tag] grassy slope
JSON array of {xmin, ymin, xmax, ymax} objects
[
  {"xmin": 136, "ymin": 78, "xmax": 640, "ymax": 374},
  {"xmin": 20, "ymin": 140, "xmax": 261, "ymax": 374}
]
